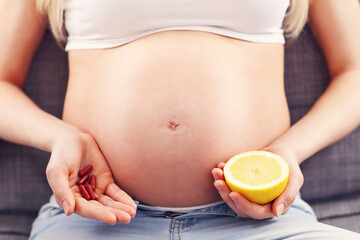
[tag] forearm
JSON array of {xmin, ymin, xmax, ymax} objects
[
  {"xmin": 267, "ymin": 69, "xmax": 360, "ymax": 164},
  {"xmin": 0, "ymin": 81, "xmax": 80, "ymax": 152}
]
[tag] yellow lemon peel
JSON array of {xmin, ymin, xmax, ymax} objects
[{"xmin": 223, "ymin": 151, "xmax": 289, "ymax": 204}]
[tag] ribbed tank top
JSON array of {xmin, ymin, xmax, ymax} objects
[{"xmin": 64, "ymin": 0, "xmax": 290, "ymax": 51}]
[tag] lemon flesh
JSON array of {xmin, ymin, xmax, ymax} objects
[{"xmin": 223, "ymin": 151, "xmax": 289, "ymax": 204}]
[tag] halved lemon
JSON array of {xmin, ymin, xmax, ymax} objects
[{"xmin": 223, "ymin": 151, "xmax": 289, "ymax": 204}]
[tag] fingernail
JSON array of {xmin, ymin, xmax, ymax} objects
[
  {"xmin": 215, "ymin": 184, "xmax": 223, "ymax": 192},
  {"xmin": 129, "ymin": 208, "xmax": 136, "ymax": 218},
  {"xmin": 229, "ymin": 194, "xmax": 235, "ymax": 201},
  {"xmin": 276, "ymin": 203, "xmax": 285, "ymax": 217},
  {"xmin": 213, "ymin": 173, "xmax": 219, "ymax": 181},
  {"xmin": 131, "ymin": 203, "xmax": 137, "ymax": 210},
  {"xmin": 62, "ymin": 200, "xmax": 69, "ymax": 215},
  {"xmin": 125, "ymin": 215, "xmax": 132, "ymax": 224}
]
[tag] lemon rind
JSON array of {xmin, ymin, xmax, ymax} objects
[{"xmin": 223, "ymin": 151, "xmax": 289, "ymax": 190}]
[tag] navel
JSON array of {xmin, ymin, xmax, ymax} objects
[{"xmin": 168, "ymin": 120, "xmax": 180, "ymax": 131}]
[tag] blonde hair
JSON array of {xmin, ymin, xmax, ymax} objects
[
  {"xmin": 36, "ymin": 0, "xmax": 66, "ymax": 44},
  {"xmin": 37, "ymin": 0, "xmax": 309, "ymax": 45},
  {"xmin": 284, "ymin": 0, "xmax": 310, "ymax": 40}
]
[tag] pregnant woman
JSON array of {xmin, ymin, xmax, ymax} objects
[{"xmin": 1, "ymin": 0, "xmax": 360, "ymax": 239}]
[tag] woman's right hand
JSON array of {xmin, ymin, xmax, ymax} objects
[{"xmin": 46, "ymin": 130, "xmax": 137, "ymax": 225}]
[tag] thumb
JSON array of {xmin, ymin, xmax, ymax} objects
[
  {"xmin": 272, "ymin": 164, "xmax": 304, "ymax": 217},
  {"xmin": 46, "ymin": 166, "xmax": 76, "ymax": 216}
]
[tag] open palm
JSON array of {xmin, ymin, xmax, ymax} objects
[{"xmin": 46, "ymin": 133, "xmax": 137, "ymax": 224}]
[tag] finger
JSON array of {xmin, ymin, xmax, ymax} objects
[
  {"xmin": 272, "ymin": 163, "xmax": 303, "ymax": 217},
  {"xmin": 212, "ymin": 168, "xmax": 223, "ymax": 181},
  {"xmin": 283, "ymin": 206, "xmax": 290, "ymax": 215},
  {"xmin": 214, "ymin": 180, "xmax": 248, "ymax": 218},
  {"xmin": 89, "ymin": 199, "xmax": 132, "ymax": 223},
  {"xmin": 105, "ymin": 183, "xmax": 137, "ymax": 209},
  {"xmin": 213, "ymin": 165, "xmax": 273, "ymax": 219},
  {"xmin": 212, "ymin": 167, "xmax": 225, "ymax": 181},
  {"xmin": 46, "ymin": 166, "xmax": 75, "ymax": 216},
  {"xmin": 97, "ymin": 194, "xmax": 136, "ymax": 218},
  {"xmin": 229, "ymin": 192, "xmax": 274, "ymax": 219},
  {"xmin": 217, "ymin": 162, "xmax": 226, "ymax": 169},
  {"xmin": 75, "ymin": 197, "xmax": 131, "ymax": 224}
]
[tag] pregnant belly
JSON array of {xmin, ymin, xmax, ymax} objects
[{"xmin": 63, "ymin": 30, "xmax": 290, "ymax": 207}]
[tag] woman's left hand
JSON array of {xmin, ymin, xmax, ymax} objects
[{"xmin": 211, "ymin": 148, "xmax": 304, "ymax": 219}]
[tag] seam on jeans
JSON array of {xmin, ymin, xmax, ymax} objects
[
  {"xmin": 175, "ymin": 211, "xmax": 240, "ymax": 219},
  {"xmin": 175, "ymin": 219, "xmax": 197, "ymax": 227},
  {"xmin": 170, "ymin": 219, "xmax": 176, "ymax": 240},
  {"xmin": 170, "ymin": 218, "xmax": 198, "ymax": 238},
  {"xmin": 170, "ymin": 219, "xmax": 175, "ymax": 240},
  {"xmin": 172, "ymin": 219, "xmax": 180, "ymax": 240},
  {"xmin": 182, "ymin": 218, "xmax": 197, "ymax": 230},
  {"xmin": 176, "ymin": 220, "xmax": 180, "ymax": 240}
]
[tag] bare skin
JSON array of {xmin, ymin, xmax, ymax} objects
[
  {"xmin": 213, "ymin": 0, "xmax": 360, "ymax": 219},
  {"xmin": 63, "ymin": 30, "xmax": 290, "ymax": 207},
  {"xmin": 0, "ymin": 0, "xmax": 359, "ymax": 224}
]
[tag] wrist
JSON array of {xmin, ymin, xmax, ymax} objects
[
  {"xmin": 47, "ymin": 122, "xmax": 86, "ymax": 152},
  {"xmin": 263, "ymin": 138, "xmax": 302, "ymax": 165}
]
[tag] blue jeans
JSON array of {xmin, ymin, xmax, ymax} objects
[{"xmin": 30, "ymin": 194, "xmax": 360, "ymax": 240}]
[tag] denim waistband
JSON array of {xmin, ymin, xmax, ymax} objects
[
  {"xmin": 135, "ymin": 200, "xmax": 242, "ymax": 220},
  {"xmin": 138, "ymin": 200, "xmax": 225, "ymax": 213},
  {"xmin": 134, "ymin": 193, "xmax": 314, "ymax": 220},
  {"xmin": 41, "ymin": 193, "xmax": 313, "ymax": 221}
]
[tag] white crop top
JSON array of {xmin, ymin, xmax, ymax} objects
[{"xmin": 64, "ymin": 0, "xmax": 290, "ymax": 51}]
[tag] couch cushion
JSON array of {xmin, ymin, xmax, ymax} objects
[
  {"xmin": 0, "ymin": 234, "xmax": 28, "ymax": 240},
  {"xmin": 0, "ymin": 211, "xmax": 37, "ymax": 239},
  {"xmin": 310, "ymin": 193, "xmax": 360, "ymax": 233},
  {"xmin": 1, "ymin": 24, "xmax": 359, "ymax": 238},
  {"xmin": 0, "ymin": 30, "xmax": 68, "ymax": 236},
  {"xmin": 284, "ymin": 25, "xmax": 360, "ymax": 202}
]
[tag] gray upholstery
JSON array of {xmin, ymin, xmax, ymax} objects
[
  {"xmin": 0, "ymin": 31, "xmax": 67, "ymax": 239},
  {"xmin": 285, "ymin": 25, "xmax": 360, "ymax": 202},
  {"xmin": 0, "ymin": 25, "xmax": 359, "ymax": 239}
]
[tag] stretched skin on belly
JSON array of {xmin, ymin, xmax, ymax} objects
[{"xmin": 63, "ymin": 30, "xmax": 289, "ymax": 207}]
